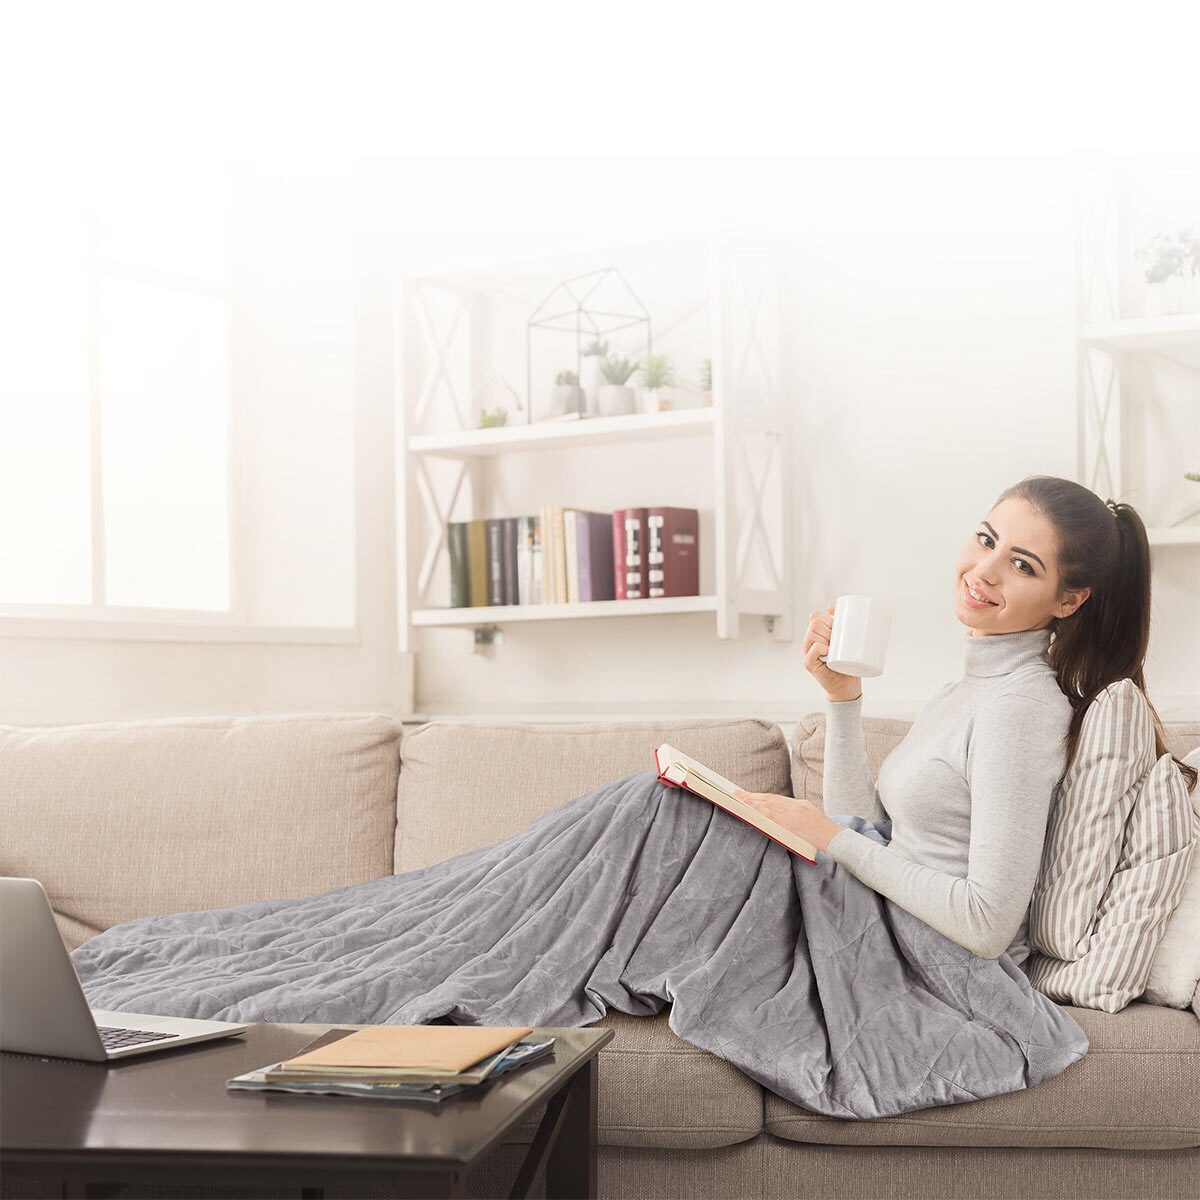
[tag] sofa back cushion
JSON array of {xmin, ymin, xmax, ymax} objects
[
  {"xmin": 0, "ymin": 713, "xmax": 403, "ymax": 949},
  {"xmin": 395, "ymin": 718, "xmax": 791, "ymax": 874},
  {"xmin": 790, "ymin": 711, "xmax": 912, "ymax": 809}
]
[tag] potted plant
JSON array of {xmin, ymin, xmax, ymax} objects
[
  {"xmin": 579, "ymin": 338, "xmax": 610, "ymax": 415},
  {"xmin": 1135, "ymin": 228, "xmax": 1199, "ymax": 316},
  {"xmin": 700, "ymin": 357, "xmax": 713, "ymax": 404},
  {"xmin": 637, "ymin": 354, "xmax": 677, "ymax": 414},
  {"xmin": 596, "ymin": 355, "xmax": 639, "ymax": 416},
  {"xmin": 548, "ymin": 369, "xmax": 585, "ymax": 418}
]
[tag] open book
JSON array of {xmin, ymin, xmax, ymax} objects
[{"xmin": 654, "ymin": 743, "xmax": 818, "ymax": 864}]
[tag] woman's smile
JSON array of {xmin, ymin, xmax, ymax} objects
[{"xmin": 962, "ymin": 578, "xmax": 999, "ymax": 609}]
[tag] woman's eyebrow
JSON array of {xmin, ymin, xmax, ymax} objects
[{"xmin": 981, "ymin": 521, "xmax": 1046, "ymax": 571}]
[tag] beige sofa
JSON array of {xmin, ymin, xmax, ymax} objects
[{"xmin": 3, "ymin": 711, "xmax": 1199, "ymax": 1200}]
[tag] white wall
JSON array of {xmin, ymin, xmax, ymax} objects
[{"xmin": 390, "ymin": 157, "xmax": 1199, "ymax": 727}]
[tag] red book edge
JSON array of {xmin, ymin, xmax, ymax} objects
[
  {"xmin": 653, "ymin": 749, "xmax": 816, "ymax": 865},
  {"xmin": 612, "ymin": 509, "xmax": 627, "ymax": 601}
]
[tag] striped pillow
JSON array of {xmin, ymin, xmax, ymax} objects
[
  {"xmin": 1143, "ymin": 746, "xmax": 1200, "ymax": 1009},
  {"xmin": 1025, "ymin": 680, "xmax": 1198, "ymax": 1012}
]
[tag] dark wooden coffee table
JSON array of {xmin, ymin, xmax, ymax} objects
[{"xmin": 1, "ymin": 1022, "xmax": 613, "ymax": 1199}]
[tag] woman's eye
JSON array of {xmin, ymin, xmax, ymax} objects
[{"xmin": 976, "ymin": 532, "xmax": 1033, "ymax": 575}]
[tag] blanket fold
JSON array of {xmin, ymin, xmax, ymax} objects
[{"xmin": 72, "ymin": 768, "xmax": 1088, "ymax": 1119}]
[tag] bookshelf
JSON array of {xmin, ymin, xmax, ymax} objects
[
  {"xmin": 1076, "ymin": 167, "xmax": 1200, "ymax": 547},
  {"xmin": 393, "ymin": 231, "xmax": 794, "ymax": 651}
]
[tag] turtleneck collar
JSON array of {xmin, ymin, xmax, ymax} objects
[{"xmin": 963, "ymin": 627, "xmax": 1053, "ymax": 678}]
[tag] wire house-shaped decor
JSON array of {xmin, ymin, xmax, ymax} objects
[{"xmin": 526, "ymin": 267, "xmax": 652, "ymax": 424}]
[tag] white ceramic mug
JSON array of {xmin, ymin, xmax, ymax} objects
[{"xmin": 821, "ymin": 595, "xmax": 891, "ymax": 678}]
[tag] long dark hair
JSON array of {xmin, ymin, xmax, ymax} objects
[{"xmin": 994, "ymin": 475, "xmax": 1196, "ymax": 795}]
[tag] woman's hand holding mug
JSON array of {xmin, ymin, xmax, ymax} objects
[{"xmin": 804, "ymin": 603, "xmax": 864, "ymax": 704}]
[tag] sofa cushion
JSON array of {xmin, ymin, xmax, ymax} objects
[
  {"xmin": 503, "ymin": 1008, "xmax": 764, "ymax": 1150},
  {"xmin": 0, "ymin": 712, "xmax": 402, "ymax": 950},
  {"xmin": 790, "ymin": 710, "xmax": 910, "ymax": 810},
  {"xmin": 395, "ymin": 717, "xmax": 791, "ymax": 874},
  {"xmin": 764, "ymin": 1000, "xmax": 1200, "ymax": 1149}
]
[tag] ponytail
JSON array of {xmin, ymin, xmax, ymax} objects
[{"xmin": 994, "ymin": 478, "xmax": 1196, "ymax": 794}]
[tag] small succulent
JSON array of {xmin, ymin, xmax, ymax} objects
[
  {"xmin": 700, "ymin": 358, "xmax": 713, "ymax": 391},
  {"xmin": 581, "ymin": 338, "xmax": 610, "ymax": 357},
  {"xmin": 638, "ymin": 354, "xmax": 676, "ymax": 390},
  {"xmin": 1186, "ymin": 472, "xmax": 1200, "ymax": 482},
  {"xmin": 555, "ymin": 369, "xmax": 579, "ymax": 386},
  {"xmin": 478, "ymin": 408, "xmax": 508, "ymax": 429},
  {"xmin": 598, "ymin": 355, "xmax": 639, "ymax": 385}
]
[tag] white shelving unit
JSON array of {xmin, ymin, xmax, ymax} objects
[
  {"xmin": 1076, "ymin": 167, "xmax": 1200, "ymax": 545},
  {"xmin": 392, "ymin": 231, "xmax": 794, "ymax": 652}
]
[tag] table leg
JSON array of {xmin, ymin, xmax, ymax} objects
[{"xmin": 545, "ymin": 1057, "xmax": 598, "ymax": 1200}]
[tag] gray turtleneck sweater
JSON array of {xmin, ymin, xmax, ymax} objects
[{"xmin": 823, "ymin": 627, "xmax": 1073, "ymax": 964}]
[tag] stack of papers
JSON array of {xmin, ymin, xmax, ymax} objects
[{"xmin": 227, "ymin": 1026, "xmax": 557, "ymax": 1104}]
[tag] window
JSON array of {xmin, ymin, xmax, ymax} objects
[{"xmin": 0, "ymin": 171, "xmax": 234, "ymax": 618}]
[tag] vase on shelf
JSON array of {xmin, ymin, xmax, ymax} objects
[
  {"xmin": 1146, "ymin": 276, "xmax": 1186, "ymax": 318},
  {"xmin": 597, "ymin": 384, "xmax": 636, "ymax": 416},
  {"xmin": 1183, "ymin": 275, "xmax": 1200, "ymax": 314},
  {"xmin": 640, "ymin": 387, "xmax": 667, "ymax": 414}
]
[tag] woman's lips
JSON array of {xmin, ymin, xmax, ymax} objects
[{"xmin": 963, "ymin": 579, "xmax": 998, "ymax": 609}]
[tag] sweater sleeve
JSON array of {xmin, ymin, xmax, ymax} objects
[
  {"xmin": 825, "ymin": 691, "xmax": 1067, "ymax": 959},
  {"xmin": 823, "ymin": 695, "xmax": 888, "ymax": 822}
]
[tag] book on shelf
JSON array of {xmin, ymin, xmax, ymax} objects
[
  {"xmin": 622, "ymin": 508, "xmax": 648, "ymax": 598},
  {"xmin": 502, "ymin": 516, "xmax": 519, "ymax": 605},
  {"xmin": 448, "ymin": 521, "xmax": 469, "ymax": 609},
  {"xmin": 612, "ymin": 509, "xmax": 627, "ymax": 600},
  {"xmin": 445, "ymin": 507, "xmax": 699, "ymax": 610},
  {"xmin": 564, "ymin": 508, "xmax": 580, "ymax": 604},
  {"xmin": 654, "ymin": 743, "xmax": 818, "ymax": 863},
  {"xmin": 485, "ymin": 519, "xmax": 504, "ymax": 605},
  {"xmin": 576, "ymin": 511, "xmax": 615, "ymax": 602},
  {"xmin": 552, "ymin": 506, "xmax": 568, "ymax": 604},
  {"xmin": 646, "ymin": 507, "xmax": 699, "ymax": 598},
  {"xmin": 532, "ymin": 512, "xmax": 544, "ymax": 603},
  {"xmin": 467, "ymin": 519, "xmax": 488, "ymax": 607}
]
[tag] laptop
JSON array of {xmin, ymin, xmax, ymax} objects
[{"xmin": 0, "ymin": 877, "xmax": 246, "ymax": 1062}]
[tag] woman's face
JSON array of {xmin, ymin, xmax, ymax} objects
[{"xmin": 954, "ymin": 497, "xmax": 1090, "ymax": 637}]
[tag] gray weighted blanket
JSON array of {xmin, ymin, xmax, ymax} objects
[{"xmin": 72, "ymin": 768, "xmax": 1089, "ymax": 1119}]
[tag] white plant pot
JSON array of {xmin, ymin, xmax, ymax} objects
[
  {"xmin": 640, "ymin": 386, "xmax": 665, "ymax": 414},
  {"xmin": 1184, "ymin": 275, "xmax": 1200, "ymax": 314},
  {"xmin": 597, "ymin": 384, "xmax": 636, "ymax": 417},
  {"xmin": 579, "ymin": 356, "xmax": 603, "ymax": 415},
  {"xmin": 1163, "ymin": 275, "xmax": 1185, "ymax": 315}
]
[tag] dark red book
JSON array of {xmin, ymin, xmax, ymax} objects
[
  {"xmin": 612, "ymin": 509, "xmax": 627, "ymax": 601},
  {"xmin": 622, "ymin": 507, "xmax": 648, "ymax": 599},
  {"xmin": 646, "ymin": 507, "xmax": 699, "ymax": 598}
]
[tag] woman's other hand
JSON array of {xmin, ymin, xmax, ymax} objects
[
  {"xmin": 804, "ymin": 604, "xmax": 865, "ymax": 703},
  {"xmin": 730, "ymin": 789, "xmax": 844, "ymax": 855}
]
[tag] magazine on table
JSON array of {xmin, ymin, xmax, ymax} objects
[{"xmin": 226, "ymin": 1033, "xmax": 557, "ymax": 1103}]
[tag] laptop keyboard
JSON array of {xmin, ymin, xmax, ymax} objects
[{"xmin": 97, "ymin": 1026, "xmax": 177, "ymax": 1049}]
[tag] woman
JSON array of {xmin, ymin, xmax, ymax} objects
[
  {"xmin": 731, "ymin": 474, "xmax": 1196, "ymax": 966},
  {"xmin": 76, "ymin": 475, "xmax": 1189, "ymax": 1118}
]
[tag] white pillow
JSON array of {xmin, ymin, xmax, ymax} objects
[{"xmin": 1143, "ymin": 746, "xmax": 1200, "ymax": 1010}]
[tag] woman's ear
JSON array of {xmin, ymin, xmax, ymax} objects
[{"xmin": 1055, "ymin": 586, "xmax": 1091, "ymax": 619}]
